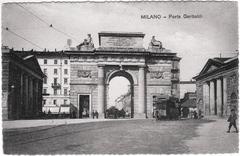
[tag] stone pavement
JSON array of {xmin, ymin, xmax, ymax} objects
[
  {"xmin": 185, "ymin": 116, "xmax": 239, "ymax": 154},
  {"xmin": 2, "ymin": 118, "xmax": 134, "ymax": 129}
]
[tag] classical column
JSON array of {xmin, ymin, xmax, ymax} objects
[
  {"xmin": 24, "ymin": 75, "xmax": 29, "ymax": 117},
  {"xmin": 35, "ymin": 80, "xmax": 39, "ymax": 116},
  {"xmin": 209, "ymin": 81, "xmax": 215, "ymax": 115},
  {"xmin": 137, "ymin": 66, "xmax": 146, "ymax": 118},
  {"xmin": 223, "ymin": 77, "xmax": 228, "ymax": 116},
  {"xmin": 203, "ymin": 83, "xmax": 210, "ymax": 115},
  {"xmin": 97, "ymin": 65, "xmax": 105, "ymax": 118},
  {"xmin": 29, "ymin": 77, "xmax": 33, "ymax": 117},
  {"xmin": 19, "ymin": 72, "xmax": 24, "ymax": 119},
  {"xmin": 216, "ymin": 78, "xmax": 223, "ymax": 116}
]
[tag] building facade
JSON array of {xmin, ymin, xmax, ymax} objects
[
  {"xmin": 13, "ymin": 51, "xmax": 71, "ymax": 114},
  {"xmin": 193, "ymin": 57, "xmax": 238, "ymax": 117},
  {"xmin": 2, "ymin": 46, "xmax": 44, "ymax": 120},
  {"xmin": 37, "ymin": 53, "xmax": 70, "ymax": 113}
]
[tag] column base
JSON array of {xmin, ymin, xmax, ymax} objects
[{"xmin": 134, "ymin": 113, "xmax": 146, "ymax": 119}]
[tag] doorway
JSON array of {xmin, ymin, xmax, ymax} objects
[{"xmin": 78, "ymin": 94, "xmax": 90, "ymax": 118}]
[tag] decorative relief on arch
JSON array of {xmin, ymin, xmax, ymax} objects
[
  {"xmin": 150, "ymin": 71, "xmax": 164, "ymax": 79},
  {"xmin": 78, "ymin": 70, "xmax": 92, "ymax": 78}
]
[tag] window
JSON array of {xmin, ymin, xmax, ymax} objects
[
  {"xmin": 54, "ymin": 78, "xmax": 58, "ymax": 84},
  {"xmin": 64, "ymin": 78, "xmax": 68, "ymax": 84},
  {"xmin": 43, "ymin": 68, "xmax": 47, "ymax": 75},
  {"xmin": 64, "ymin": 99, "xmax": 67, "ymax": 105},
  {"xmin": 64, "ymin": 60, "xmax": 68, "ymax": 64},
  {"xmin": 53, "ymin": 99, "xmax": 57, "ymax": 105},
  {"xmin": 43, "ymin": 99, "xmax": 46, "ymax": 105},
  {"xmin": 64, "ymin": 69, "xmax": 68, "ymax": 75},
  {"xmin": 43, "ymin": 77, "xmax": 47, "ymax": 84},
  {"xmin": 44, "ymin": 59, "xmax": 47, "ymax": 64},
  {"xmin": 54, "ymin": 59, "xmax": 58, "ymax": 64},
  {"xmin": 43, "ymin": 88, "xmax": 47, "ymax": 94},
  {"xmin": 54, "ymin": 69, "xmax": 58, "ymax": 74},
  {"xmin": 54, "ymin": 89, "xmax": 57, "ymax": 95},
  {"xmin": 64, "ymin": 88, "xmax": 68, "ymax": 95}
]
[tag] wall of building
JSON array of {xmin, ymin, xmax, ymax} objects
[
  {"xmin": 37, "ymin": 56, "xmax": 70, "ymax": 111},
  {"xmin": 70, "ymin": 62, "xmax": 98, "ymax": 117},
  {"xmin": 146, "ymin": 63, "xmax": 171, "ymax": 117},
  {"xmin": 2, "ymin": 48, "xmax": 10, "ymax": 120}
]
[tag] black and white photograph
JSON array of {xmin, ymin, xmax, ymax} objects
[{"xmin": 1, "ymin": 0, "xmax": 239, "ymax": 154}]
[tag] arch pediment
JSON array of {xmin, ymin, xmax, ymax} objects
[{"xmin": 198, "ymin": 59, "xmax": 224, "ymax": 76}]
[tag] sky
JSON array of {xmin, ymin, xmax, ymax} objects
[
  {"xmin": 108, "ymin": 77, "xmax": 130, "ymax": 108},
  {"xmin": 2, "ymin": 1, "xmax": 239, "ymax": 81}
]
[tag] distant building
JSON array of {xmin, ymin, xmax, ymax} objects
[
  {"xmin": 115, "ymin": 91, "xmax": 131, "ymax": 113},
  {"xmin": 181, "ymin": 92, "xmax": 196, "ymax": 107},
  {"xmin": 179, "ymin": 80, "xmax": 196, "ymax": 99},
  {"xmin": 180, "ymin": 92, "xmax": 197, "ymax": 118},
  {"xmin": 193, "ymin": 57, "xmax": 238, "ymax": 117},
  {"xmin": 2, "ymin": 47, "xmax": 44, "ymax": 120}
]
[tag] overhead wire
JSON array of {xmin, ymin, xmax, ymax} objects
[
  {"xmin": 16, "ymin": 3, "xmax": 79, "ymax": 42},
  {"xmin": 3, "ymin": 26, "xmax": 44, "ymax": 50}
]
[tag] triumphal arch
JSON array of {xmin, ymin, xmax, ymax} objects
[{"xmin": 67, "ymin": 32, "xmax": 180, "ymax": 118}]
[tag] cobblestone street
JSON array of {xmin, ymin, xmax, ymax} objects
[{"xmin": 3, "ymin": 119, "xmax": 239, "ymax": 154}]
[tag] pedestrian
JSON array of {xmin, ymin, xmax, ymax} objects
[
  {"xmin": 227, "ymin": 109, "xmax": 238, "ymax": 133},
  {"xmin": 193, "ymin": 111, "xmax": 198, "ymax": 119},
  {"xmin": 95, "ymin": 110, "xmax": 99, "ymax": 119},
  {"xmin": 92, "ymin": 110, "xmax": 95, "ymax": 119}
]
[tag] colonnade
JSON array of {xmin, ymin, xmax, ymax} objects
[
  {"xmin": 202, "ymin": 77, "xmax": 227, "ymax": 116},
  {"xmin": 20, "ymin": 73, "xmax": 42, "ymax": 118}
]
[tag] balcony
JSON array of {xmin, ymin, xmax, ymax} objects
[
  {"xmin": 171, "ymin": 68, "xmax": 179, "ymax": 73},
  {"xmin": 51, "ymin": 83, "xmax": 61, "ymax": 89}
]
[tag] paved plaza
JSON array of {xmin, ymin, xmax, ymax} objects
[{"xmin": 3, "ymin": 118, "xmax": 239, "ymax": 154}]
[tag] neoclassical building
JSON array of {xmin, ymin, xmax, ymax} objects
[
  {"xmin": 2, "ymin": 46, "xmax": 44, "ymax": 120},
  {"xmin": 193, "ymin": 57, "xmax": 238, "ymax": 117},
  {"xmin": 66, "ymin": 31, "xmax": 181, "ymax": 118}
]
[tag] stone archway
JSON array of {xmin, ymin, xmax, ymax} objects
[{"xmin": 105, "ymin": 70, "xmax": 135, "ymax": 118}]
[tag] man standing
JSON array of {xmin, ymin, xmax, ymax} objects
[{"xmin": 227, "ymin": 109, "xmax": 238, "ymax": 133}]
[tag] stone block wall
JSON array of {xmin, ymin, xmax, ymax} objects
[
  {"xmin": 70, "ymin": 84, "xmax": 98, "ymax": 117},
  {"xmin": 2, "ymin": 52, "xmax": 10, "ymax": 120}
]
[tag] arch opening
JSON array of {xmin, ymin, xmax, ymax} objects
[{"xmin": 106, "ymin": 70, "xmax": 134, "ymax": 118}]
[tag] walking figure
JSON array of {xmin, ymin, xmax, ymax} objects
[
  {"xmin": 95, "ymin": 110, "xmax": 99, "ymax": 119},
  {"xmin": 227, "ymin": 109, "xmax": 238, "ymax": 133},
  {"xmin": 92, "ymin": 110, "xmax": 95, "ymax": 119}
]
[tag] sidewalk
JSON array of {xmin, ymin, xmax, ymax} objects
[
  {"xmin": 2, "ymin": 118, "xmax": 135, "ymax": 129},
  {"xmin": 185, "ymin": 116, "xmax": 239, "ymax": 153}
]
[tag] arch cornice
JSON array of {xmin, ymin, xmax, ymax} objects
[{"xmin": 105, "ymin": 70, "xmax": 137, "ymax": 85}]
